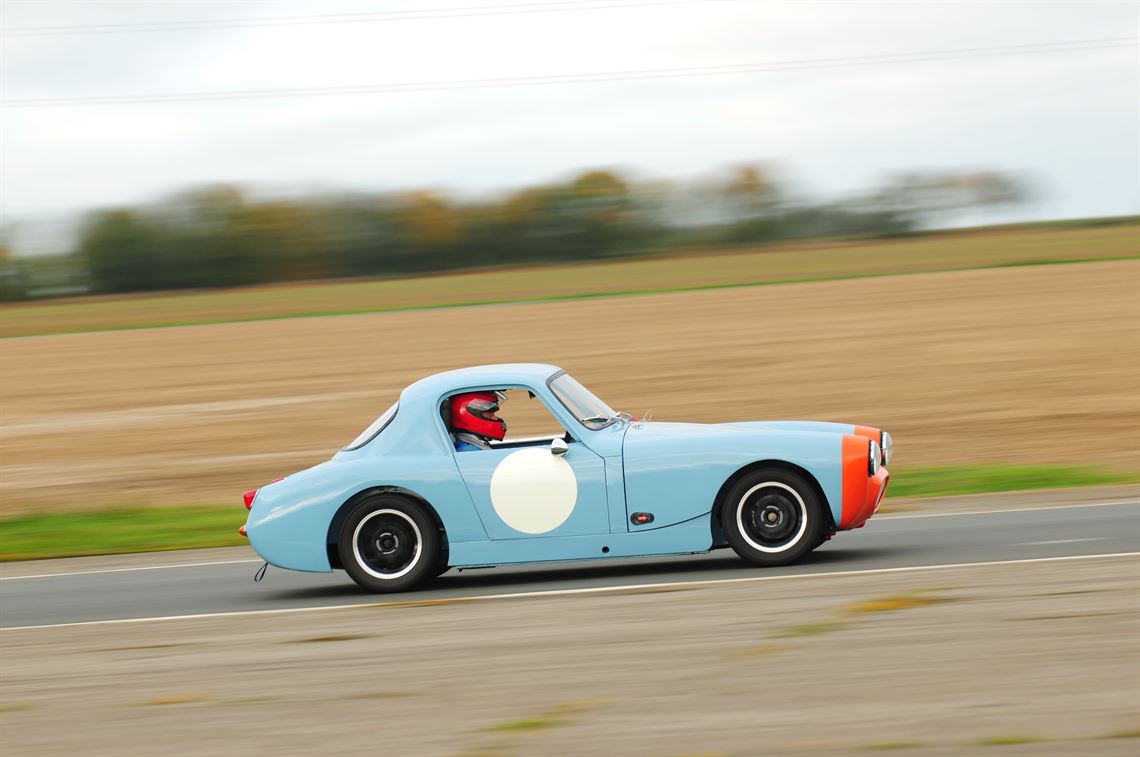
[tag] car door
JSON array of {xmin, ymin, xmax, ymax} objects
[{"xmin": 452, "ymin": 438, "xmax": 610, "ymax": 540}]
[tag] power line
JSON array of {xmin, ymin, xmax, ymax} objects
[
  {"xmin": 3, "ymin": 36, "xmax": 1135, "ymax": 108},
  {"xmin": 0, "ymin": 0, "xmax": 734, "ymax": 37}
]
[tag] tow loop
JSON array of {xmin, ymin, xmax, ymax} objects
[{"xmin": 253, "ymin": 561, "xmax": 268, "ymax": 583}]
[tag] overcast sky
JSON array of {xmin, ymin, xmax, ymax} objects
[{"xmin": 1, "ymin": 0, "xmax": 1137, "ymax": 254}]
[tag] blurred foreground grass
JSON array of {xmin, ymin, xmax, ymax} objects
[
  {"xmin": 0, "ymin": 507, "xmax": 248, "ymax": 562},
  {"xmin": 886, "ymin": 465, "xmax": 1137, "ymax": 498},
  {"xmin": 2, "ymin": 223, "xmax": 1136, "ymax": 338},
  {"xmin": 1, "ymin": 465, "xmax": 1135, "ymax": 561}
]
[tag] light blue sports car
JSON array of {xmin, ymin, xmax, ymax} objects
[{"xmin": 241, "ymin": 364, "xmax": 891, "ymax": 592}]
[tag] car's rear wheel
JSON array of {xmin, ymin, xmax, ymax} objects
[
  {"xmin": 338, "ymin": 494, "xmax": 439, "ymax": 593},
  {"xmin": 721, "ymin": 469, "xmax": 826, "ymax": 567}
]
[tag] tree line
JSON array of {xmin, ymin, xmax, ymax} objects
[{"xmin": 3, "ymin": 164, "xmax": 1029, "ymax": 299}]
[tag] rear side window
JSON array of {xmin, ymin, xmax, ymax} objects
[{"xmin": 343, "ymin": 403, "xmax": 398, "ymax": 451}]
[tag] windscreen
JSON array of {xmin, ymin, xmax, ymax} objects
[{"xmin": 549, "ymin": 373, "xmax": 617, "ymax": 427}]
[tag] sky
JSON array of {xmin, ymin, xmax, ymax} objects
[{"xmin": 1, "ymin": 0, "xmax": 1138, "ymax": 255}]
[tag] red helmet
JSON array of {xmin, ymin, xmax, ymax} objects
[{"xmin": 450, "ymin": 391, "xmax": 507, "ymax": 441}]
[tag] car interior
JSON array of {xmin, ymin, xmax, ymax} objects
[{"xmin": 441, "ymin": 389, "xmax": 573, "ymax": 450}]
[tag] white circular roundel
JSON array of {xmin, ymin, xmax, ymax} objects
[{"xmin": 490, "ymin": 448, "xmax": 578, "ymax": 534}]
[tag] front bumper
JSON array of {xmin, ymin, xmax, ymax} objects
[
  {"xmin": 847, "ymin": 467, "xmax": 889, "ymax": 529},
  {"xmin": 839, "ymin": 433, "xmax": 890, "ymax": 530}
]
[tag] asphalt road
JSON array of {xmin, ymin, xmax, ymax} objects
[{"xmin": 2, "ymin": 500, "xmax": 1137, "ymax": 629}]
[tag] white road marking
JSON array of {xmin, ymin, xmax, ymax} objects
[
  {"xmin": 1018, "ymin": 538, "xmax": 1107, "ymax": 546},
  {"xmin": 1, "ymin": 499, "xmax": 1135, "ymax": 581},
  {"xmin": 877, "ymin": 499, "xmax": 1138, "ymax": 520},
  {"xmin": 2, "ymin": 552, "xmax": 1137, "ymax": 632}
]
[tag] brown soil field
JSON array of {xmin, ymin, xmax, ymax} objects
[{"xmin": 1, "ymin": 260, "xmax": 1137, "ymax": 514}]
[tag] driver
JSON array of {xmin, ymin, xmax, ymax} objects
[{"xmin": 450, "ymin": 391, "xmax": 507, "ymax": 451}]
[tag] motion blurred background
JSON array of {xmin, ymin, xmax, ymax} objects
[
  {"xmin": 2, "ymin": 0, "xmax": 1137, "ymax": 293},
  {"xmin": 2, "ymin": 2, "xmax": 1139, "ymax": 755},
  {"xmin": 2, "ymin": 0, "xmax": 1137, "ymax": 535}
]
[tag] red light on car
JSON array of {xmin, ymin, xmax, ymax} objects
[
  {"xmin": 238, "ymin": 524, "xmax": 248, "ymax": 537},
  {"xmin": 243, "ymin": 489, "xmax": 258, "ymax": 510}
]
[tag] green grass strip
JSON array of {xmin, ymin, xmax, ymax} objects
[
  {"xmin": 887, "ymin": 465, "xmax": 1138, "ymax": 499},
  {"xmin": 0, "ymin": 465, "xmax": 1135, "ymax": 561},
  {"xmin": 0, "ymin": 506, "xmax": 246, "ymax": 562}
]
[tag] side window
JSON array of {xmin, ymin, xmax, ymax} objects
[
  {"xmin": 498, "ymin": 389, "xmax": 566, "ymax": 441},
  {"xmin": 445, "ymin": 389, "xmax": 567, "ymax": 449}
]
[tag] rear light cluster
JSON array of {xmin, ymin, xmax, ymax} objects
[
  {"xmin": 243, "ymin": 477, "xmax": 284, "ymax": 510},
  {"xmin": 240, "ymin": 477, "xmax": 284, "ymax": 537}
]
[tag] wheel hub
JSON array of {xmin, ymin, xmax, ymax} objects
[
  {"xmin": 351, "ymin": 508, "xmax": 423, "ymax": 580},
  {"xmin": 742, "ymin": 489, "xmax": 802, "ymax": 547},
  {"xmin": 375, "ymin": 532, "xmax": 400, "ymax": 554}
]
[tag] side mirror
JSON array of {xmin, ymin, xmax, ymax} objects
[{"xmin": 550, "ymin": 438, "xmax": 569, "ymax": 456}]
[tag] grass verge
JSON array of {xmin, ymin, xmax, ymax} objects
[
  {"xmin": 887, "ymin": 465, "xmax": 1138, "ymax": 499},
  {"xmin": 0, "ymin": 506, "xmax": 246, "ymax": 562},
  {"xmin": 0, "ymin": 465, "xmax": 1135, "ymax": 562},
  {"xmin": 2, "ymin": 224, "xmax": 1136, "ymax": 337}
]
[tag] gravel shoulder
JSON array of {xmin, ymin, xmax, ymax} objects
[{"xmin": 2, "ymin": 554, "xmax": 1137, "ymax": 757}]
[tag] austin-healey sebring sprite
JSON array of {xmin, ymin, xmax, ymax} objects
[{"xmin": 241, "ymin": 364, "xmax": 891, "ymax": 592}]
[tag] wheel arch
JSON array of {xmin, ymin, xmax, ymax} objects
[
  {"xmin": 326, "ymin": 486, "xmax": 448, "ymax": 570},
  {"xmin": 710, "ymin": 459, "xmax": 835, "ymax": 542}
]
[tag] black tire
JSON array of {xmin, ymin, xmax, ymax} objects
[
  {"xmin": 338, "ymin": 494, "xmax": 439, "ymax": 593},
  {"xmin": 721, "ymin": 468, "xmax": 826, "ymax": 567}
]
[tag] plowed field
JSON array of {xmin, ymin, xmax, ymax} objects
[{"xmin": 1, "ymin": 260, "xmax": 1137, "ymax": 514}]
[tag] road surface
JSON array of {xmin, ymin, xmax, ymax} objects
[{"xmin": 3, "ymin": 498, "xmax": 1136, "ymax": 629}]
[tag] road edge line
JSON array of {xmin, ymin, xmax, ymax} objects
[{"xmin": 3, "ymin": 551, "xmax": 1137, "ymax": 632}]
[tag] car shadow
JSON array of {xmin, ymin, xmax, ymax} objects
[{"xmin": 267, "ymin": 544, "xmax": 910, "ymax": 601}]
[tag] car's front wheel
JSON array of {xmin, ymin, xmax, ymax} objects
[
  {"xmin": 338, "ymin": 494, "xmax": 439, "ymax": 593},
  {"xmin": 721, "ymin": 469, "xmax": 826, "ymax": 567}
]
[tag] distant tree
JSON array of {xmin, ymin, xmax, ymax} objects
[
  {"xmin": 385, "ymin": 191, "xmax": 467, "ymax": 271},
  {"xmin": 862, "ymin": 170, "xmax": 1028, "ymax": 229},
  {"xmin": 559, "ymin": 170, "xmax": 638, "ymax": 258},
  {"xmin": 155, "ymin": 185, "xmax": 262, "ymax": 287},
  {"xmin": 235, "ymin": 201, "xmax": 328, "ymax": 282},
  {"xmin": 315, "ymin": 196, "xmax": 402, "ymax": 278},
  {"xmin": 63, "ymin": 163, "xmax": 1035, "ymax": 298},
  {"xmin": 80, "ymin": 210, "xmax": 162, "ymax": 293},
  {"xmin": 721, "ymin": 164, "xmax": 781, "ymax": 215},
  {"xmin": 711, "ymin": 163, "xmax": 789, "ymax": 243},
  {"xmin": 0, "ymin": 239, "xmax": 25, "ymax": 301}
]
